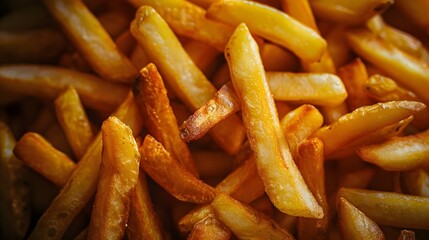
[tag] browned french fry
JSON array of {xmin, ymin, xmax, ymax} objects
[
  {"xmin": 87, "ymin": 117, "xmax": 140, "ymax": 239},
  {"xmin": 187, "ymin": 214, "xmax": 231, "ymax": 240},
  {"xmin": 14, "ymin": 132, "xmax": 75, "ymax": 186},
  {"xmin": 0, "ymin": 65, "xmax": 128, "ymax": 113},
  {"xmin": 226, "ymin": 23, "xmax": 322, "ymax": 218},
  {"xmin": 133, "ymin": 63, "xmax": 198, "ymax": 177},
  {"xmin": 338, "ymin": 197, "xmax": 385, "ymax": 240},
  {"xmin": 397, "ymin": 230, "xmax": 415, "ymax": 240},
  {"xmin": 402, "ymin": 169, "xmax": 429, "ymax": 197},
  {"xmin": 55, "ymin": 86, "xmax": 94, "ymax": 160},
  {"xmin": 43, "ymin": 0, "xmax": 137, "ymax": 83}
]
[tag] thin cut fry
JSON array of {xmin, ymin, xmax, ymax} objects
[{"xmin": 226, "ymin": 23, "xmax": 322, "ymax": 218}]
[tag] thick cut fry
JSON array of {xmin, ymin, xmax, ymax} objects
[
  {"xmin": 187, "ymin": 214, "xmax": 231, "ymax": 240},
  {"xmin": 211, "ymin": 193, "xmax": 294, "ymax": 240},
  {"xmin": 402, "ymin": 169, "xmax": 429, "ymax": 197},
  {"xmin": 338, "ymin": 197, "xmax": 385, "ymax": 240},
  {"xmin": 133, "ymin": 63, "xmax": 198, "ymax": 177},
  {"xmin": 207, "ymin": 0, "xmax": 326, "ymax": 62},
  {"xmin": 357, "ymin": 130, "xmax": 429, "ymax": 171},
  {"xmin": 226, "ymin": 23, "xmax": 322, "ymax": 218},
  {"xmin": 313, "ymin": 101, "xmax": 426, "ymax": 156},
  {"xmin": 55, "ymin": 86, "xmax": 94, "ymax": 160},
  {"xmin": 28, "ymin": 93, "xmax": 144, "ymax": 240},
  {"xmin": 14, "ymin": 132, "xmax": 76, "ymax": 186},
  {"xmin": 43, "ymin": 0, "xmax": 137, "ymax": 83},
  {"xmin": 338, "ymin": 188, "xmax": 429, "ymax": 230},
  {"xmin": 127, "ymin": 172, "xmax": 164, "ymax": 240},
  {"xmin": 87, "ymin": 117, "xmax": 140, "ymax": 240},
  {"xmin": 0, "ymin": 122, "xmax": 30, "ymax": 240},
  {"xmin": 346, "ymin": 28, "xmax": 429, "ymax": 104},
  {"xmin": 0, "ymin": 65, "xmax": 128, "ymax": 113},
  {"xmin": 130, "ymin": 6, "xmax": 245, "ymax": 155},
  {"xmin": 139, "ymin": 135, "xmax": 217, "ymax": 203}
]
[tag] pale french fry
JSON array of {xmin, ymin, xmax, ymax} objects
[
  {"xmin": 357, "ymin": 130, "xmax": 429, "ymax": 171},
  {"xmin": 0, "ymin": 122, "xmax": 30, "ymax": 240},
  {"xmin": 402, "ymin": 169, "xmax": 429, "ymax": 197},
  {"xmin": 14, "ymin": 132, "xmax": 75, "ymax": 186},
  {"xmin": 133, "ymin": 63, "xmax": 198, "ymax": 177},
  {"xmin": 43, "ymin": 0, "xmax": 137, "ymax": 83},
  {"xmin": 187, "ymin": 214, "xmax": 231, "ymax": 240},
  {"xmin": 130, "ymin": 6, "xmax": 245, "ymax": 155},
  {"xmin": 313, "ymin": 101, "xmax": 425, "ymax": 156},
  {"xmin": 338, "ymin": 197, "xmax": 385, "ymax": 240},
  {"xmin": 207, "ymin": 0, "xmax": 327, "ymax": 62},
  {"xmin": 260, "ymin": 43, "xmax": 299, "ymax": 72},
  {"xmin": 28, "ymin": 93, "xmax": 144, "ymax": 240},
  {"xmin": 211, "ymin": 193, "xmax": 294, "ymax": 240},
  {"xmin": 0, "ymin": 65, "xmax": 128, "ymax": 113},
  {"xmin": 139, "ymin": 135, "xmax": 217, "ymax": 203},
  {"xmin": 192, "ymin": 151, "xmax": 233, "ymax": 178},
  {"xmin": 338, "ymin": 188, "xmax": 429, "ymax": 230},
  {"xmin": 128, "ymin": 0, "xmax": 234, "ymax": 51},
  {"xmin": 226, "ymin": 23, "xmax": 322, "ymax": 218},
  {"xmin": 55, "ymin": 86, "xmax": 94, "ymax": 160},
  {"xmin": 87, "ymin": 116, "xmax": 140, "ymax": 239},
  {"xmin": 395, "ymin": 0, "xmax": 429, "ymax": 35}
]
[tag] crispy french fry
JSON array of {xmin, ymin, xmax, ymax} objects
[
  {"xmin": 87, "ymin": 117, "xmax": 140, "ymax": 239},
  {"xmin": 207, "ymin": 0, "xmax": 326, "ymax": 62},
  {"xmin": 357, "ymin": 130, "xmax": 429, "ymax": 171},
  {"xmin": 55, "ymin": 86, "xmax": 94, "ymax": 160},
  {"xmin": 0, "ymin": 122, "xmax": 30, "ymax": 239},
  {"xmin": 0, "ymin": 65, "xmax": 128, "ymax": 113},
  {"xmin": 313, "ymin": 101, "xmax": 425, "ymax": 156},
  {"xmin": 338, "ymin": 197, "xmax": 385, "ymax": 240},
  {"xmin": 211, "ymin": 193, "xmax": 294, "ymax": 240},
  {"xmin": 402, "ymin": 169, "xmax": 429, "ymax": 197},
  {"xmin": 187, "ymin": 214, "xmax": 231, "ymax": 240},
  {"xmin": 139, "ymin": 135, "xmax": 217, "ymax": 203},
  {"xmin": 14, "ymin": 132, "xmax": 75, "ymax": 186},
  {"xmin": 133, "ymin": 63, "xmax": 198, "ymax": 177},
  {"xmin": 226, "ymin": 23, "xmax": 322, "ymax": 218},
  {"xmin": 28, "ymin": 93, "xmax": 144, "ymax": 240},
  {"xmin": 130, "ymin": 6, "xmax": 245, "ymax": 155},
  {"xmin": 43, "ymin": 0, "xmax": 137, "ymax": 83},
  {"xmin": 338, "ymin": 188, "xmax": 429, "ymax": 229}
]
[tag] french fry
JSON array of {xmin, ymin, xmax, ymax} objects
[
  {"xmin": 207, "ymin": 0, "xmax": 327, "ymax": 63},
  {"xmin": 130, "ymin": 6, "xmax": 245, "ymax": 155},
  {"xmin": 28, "ymin": 93, "xmax": 144, "ymax": 240},
  {"xmin": 313, "ymin": 101, "xmax": 425, "ymax": 156},
  {"xmin": 397, "ymin": 230, "xmax": 415, "ymax": 240},
  {"xmin": 139, "ymin": 135, "xmax": 217, "ymax": 203},
  {"xmin": 0, "ymin": 65, "xmax": 128, "ymax": 113},
  {"xmin": 133, "ymin": 63, "xmax": 198, "ymax": 177},
  {"xmin": 226, "ymin": 23, "xmax": 322, "ymax": 218},
  {"xmin": 97, "ymin": 10, "xmax": 132, "ymax": 38},
  {"xmin": 338, "ymin": 188, "xmax": 429, "ymax": 229},
  {"xmin": 55, "ymin": 86, "xmax": 94, "ymax": 160},
  {"xmin": 325, "ymin": 25, "xmax": 354, "ymax": 68},
  {"xmin": 184, "ymin": 40, "xmax": 222, "ymax": 77},
  {"xmin": 357, "ymin": 130, "xmax": 429, "ymax": 171},
  {"xmin": 402, "ymin": 169, "xmax": 429, "ymax": 197},
  {"xmin": 187, "ymin": 214, "xmax": 231, "ymax": 240},
  {"xmin": 14, "ymin": 132, "xmax": 76, "ymax": 186},
  {"xmin": 338, "ymin": 197, "xmax": 385, "ymax": 240},
  {"xmin": 0, "ymin": 122, "xmax": 30, "ymax": 239},
  {"xmin": 211, "ymin": 193, "xmax": 294, "ymax": 240},
  {"xmin": 43, "ymin": 0, "xmax": 137, "ymax": 83},
  {"xmin": 87, "ymin": 116, "xmax": 140, "ymax": 239},
  {"xmin": 114, "ymin": 30, "xmax": 136, "ymax": 57}
]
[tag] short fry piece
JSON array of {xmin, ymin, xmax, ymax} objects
[
  {"xmin": 139, "ymin": 135, "xmax": 217, "ymax": 203},
  {"xmin": 226, "ymin": 23, "xmax": 322, "ymax": 218},
  {"xmin": 188, "ymin": 214, "xmax": 230, "ymax": 240}
]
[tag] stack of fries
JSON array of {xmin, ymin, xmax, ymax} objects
[{"xmin": 1, "ymin": 0, "xmax": 429, "ymax": 239}]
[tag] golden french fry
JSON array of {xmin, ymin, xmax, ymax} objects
[
  {"xmin": 325, "ymin": 25, "xmax": 353, "ymax": 68},
  {"xmin": 55, "ymin": 86, "xmax": 94, "ymax": 160},
  {"xmin": 320, "ymin": 102, "xmax": 349, "ymax": 124},
  {"xmin": 139, "ymin": 135, "xmax": 217, "ymax": 203},
  {"xmin": 133, "ymin": 63, "xmax": 198, "ymax": 177},
  {"xmin": 207, "ymin": 0, "xmax": 326, "ymax": 62},
  {"xmin": 402, "ymin": 169, "xmax": 429, "ymax": 197},
  {"xmin": 211, "ymin": 193, "xmax": 294, "ymax": 240},
  {"xmin": 87, "ymin": 117, "xmax": 140, "ymax": 239},
  {"xmin": 0, "ymin": 65, "xmax": 128, "ymax": 113},
  {"xmin": 0, "ymin": 122, "xmax": 30, "ymax": 239},
  {"xmin": 43, "ymin": 0, "xmax": 137, "ymax": 83},
  {"xmin": 357, "ymin": 130, "xmax": 429, "ymax": 171},
  {"xmin": 338, "ymin": 197, "xmax": 385, "ymax": 240},
  {"xmin": 187, "ymin": 214, "xmax": 231, "ymax": 240},
  {"xmin": 226, "ymin": 23, "xmax": 322, "ymax": 218},
  {"xmin": 14, "ymin": 132, "xmax": 75, "ymax": 186},
  {"xmin": 130, "ymin": 6, "xmax": 245, "ymax": 155},
  {"xmin": 313, "ymin": 101, "xmax": 425, "ymax": 156},
  {"xmin": 338, "ymin": 188, "xmax": 429, "ymax": 229}
]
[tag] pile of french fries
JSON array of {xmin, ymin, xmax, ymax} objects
[{"xmin": 1, "ymin": 0, "xmax": 429, "ymax": 239}]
